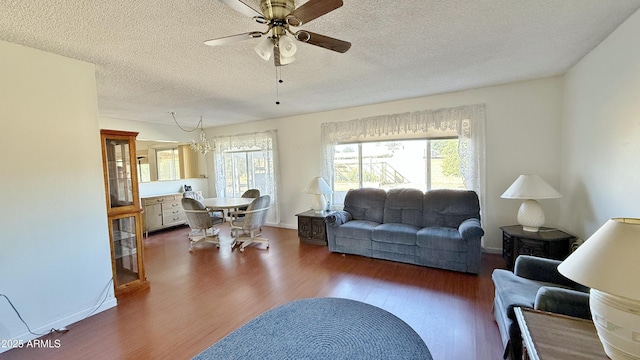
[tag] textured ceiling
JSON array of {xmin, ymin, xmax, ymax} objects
[{"xmin": 2, "ymin": 1, "xmax": 640, "ymax": 128}]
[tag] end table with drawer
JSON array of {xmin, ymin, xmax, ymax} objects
[
  {"xmin": 501, "ymin": 225, "xmax": 576, "ymax": 269},
  {"xmin": 295, "ymin": 210, "xmax": 336, "ymax": 245}
]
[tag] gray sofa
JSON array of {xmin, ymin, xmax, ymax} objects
[
  {"xmin": 325, "ymin": 188, "xmax": 484, "ymax": 274},
  {"xmin": 492, "ymin": 255, "xmax": 590, "ymax": 359}
]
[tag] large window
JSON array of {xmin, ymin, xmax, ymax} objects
[
  {"xmin": 333, "ymin": 138, "xmax": 465, "ymax": 203},
  {"xmin": 321, "ymin": 104, "xmax": 485, "ymax": 211},
  {"xmin": 213, "ymin": 130, "xmax": 280, "ymax": 224}
]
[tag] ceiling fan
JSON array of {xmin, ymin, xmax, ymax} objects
[{"xmin": 205, "ymin": 0, "xmax": 351, "ymax": 66}]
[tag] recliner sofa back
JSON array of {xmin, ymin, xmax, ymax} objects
[
  {"xmin": 422, "ymin": 189, "xmax": 481, "ymax": 228},
  {"xmin": 343, "ymin": 187, "xmax": 386, "ymax": 223}
]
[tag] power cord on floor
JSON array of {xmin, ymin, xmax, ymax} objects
[{"xmin": 1, "ymin": 278, "xmax": 114, "ymax": 337}]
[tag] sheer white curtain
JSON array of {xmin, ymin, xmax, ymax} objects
[
  {"xmin": 212, "ymin": 130, "xmax": 280, "ymax": 225},
  {"xmin": 321, "ymin": 104, "xmax": 486, "ymax": 217}
]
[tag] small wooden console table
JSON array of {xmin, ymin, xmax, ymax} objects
[
  {"xmin": 501, "ymin": 225, "xmax": 575, "ymax": 269},
  {"xmin": 295, "ymin": 210, "xmax": 335, "ymax": 245},
  {"xmin": 514, "ymin": 307, "xmax": 607, "ymax": 359}
]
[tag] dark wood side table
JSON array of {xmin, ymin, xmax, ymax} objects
[
  {"xmin": 514, "ymin": 307, "xmax": 607, "ymax": 359},
  {"xmin": 501, "ymin": 225, "xmax": 575, "ymax": 269},
  {"xmin": 295, "ymin": 210, "xmax": 336, "ymax": 245}
]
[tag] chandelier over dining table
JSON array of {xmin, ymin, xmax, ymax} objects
[{"xmin": 170, "ymin": 112, "xmax": 212, "ymax": 155}]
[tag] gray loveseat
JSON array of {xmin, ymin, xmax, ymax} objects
[
  {"xmin": 492, "ymin": 255, "xmax": 590, "ymax": 359},
  {"xmin": 325, "ymin": 188, "xmax": 484, "ymax": 274}
]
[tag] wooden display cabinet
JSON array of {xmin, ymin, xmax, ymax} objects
[{"xmin": 100, "ymin": 129, "xmax": 149, "ymax": 296}]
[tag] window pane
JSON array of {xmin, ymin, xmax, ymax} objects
[
  {"xmin": 361, "ymin": 140, "xmax": 425, "ymax": 190},
  {"xmin": 333, "ymin": 144, "xmax": 359, "ymax": 204},
  {"xmin": 332, "ymin": 138, "xmax": 465, "ymax": 203},
  {"xmin": 223, "ymin": 150, "xmax": 272, "ymax": 197},
  {"xmin": 156, "ymin": 148, "xmax": 180, "ymax": 181},
  {"xmin": 430, "ymin": 138, "xmax": 465, "ymax": 190}
]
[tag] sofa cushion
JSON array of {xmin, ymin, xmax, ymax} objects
[
  {"xmin": 334, "ymin": 220, "xmax": 379, "ymax": 239},
  {"xmin": 422, "ymin": 189, "xmax": 480, "ymax": 228},
  {"xmin": 416, "ymin": 227, "xmax": 463, "ymax": 250},
  {"xmin": 372, "ymin": 223, "xmax": 419, "ymax": 245},
  {"xmin": 343, "ymin": 188, "xmax": 386, "ymax": 223},
  {"xmin": 383, "ymin": 188, "xmax": 423, "ymax": 227}
]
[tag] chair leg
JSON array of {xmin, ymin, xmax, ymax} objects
[
  {"xmin": 238, "ymin": 229, "xmax": 269, "ymax": 252},
  {"xmin": 189, "ymin": 228, "xmax": 221, "ymax": 251}
]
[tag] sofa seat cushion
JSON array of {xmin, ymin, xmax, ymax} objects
[
  {"xmin": 372, "ymin": 223, "xmax": 419, "ymax": 245},
  {"xmin": 492, "ymin": 269, "xmax": 574, "ymax": 320},
  {"xmin": 334, "ymin": 220, "xmax": 379, "ymax": 239},
  {"xmin": 416, "ymin": 227, "xmax": 463, "ymax": 249}
]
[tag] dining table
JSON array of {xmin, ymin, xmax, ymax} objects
[{"xmin": 201, "ymin": 197, "xmax": 255, "ymax": 212}]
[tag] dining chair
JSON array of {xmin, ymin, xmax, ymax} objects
[
  {"xmin": 181, "ymin": 197, "xmax": 225, "ymax": 251},
  {"xmin": 183, "ymin": 191, "xmax": 224, "ymax": 238},
  {"xmin": 232, "ymin": 189, "xmax": 260, "ymax": 219},
  {"xmin": 230, "ymin": 195, "xmax": 270, "ymax": 252}
]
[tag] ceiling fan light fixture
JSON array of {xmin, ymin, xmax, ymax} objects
[
  {"xmin": 278, "ymin": 35, "xmax": 297, "ymax": 57},
  {"xmin": 254, "ymin": 36, "xmax": 274, "ymax": 61},
  {"xmin": 279, "ymin": 54, "xmax": 296, "ymax": 65}
]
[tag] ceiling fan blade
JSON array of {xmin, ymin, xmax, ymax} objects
[
  {"xmin": 218, "ymin": 0, "xmax": 263, "ymax": 19},
  {"xmin": 204, "ymin": 32, "xmax": 263, "ymax": 46},
  {"xmin": 286, "ymin": 0, "xmax": 343, "ymax": 26},
  {"xmin": 295, "ymin": 31, "xmax": 351, "ymax": 53}
]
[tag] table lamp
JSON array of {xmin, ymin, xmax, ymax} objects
[
  {"xmin": 501, "ymin": 174, "xmax": 561, "ymax": 232},
  {"xmin": 558, "ymin": 218, "xmax": 640, "ymax": 359},
  {"xmin": 306, "ymin": 176, "xmax": 332, "ymax": 213}
]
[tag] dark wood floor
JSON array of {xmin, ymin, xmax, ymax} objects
[{"xmin": 2, "ymin": 225, "xmax": 505, "ymax": 360}]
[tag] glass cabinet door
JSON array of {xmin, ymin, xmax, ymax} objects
[
  {"xmin": 110, "ymin": 215, "xmax": 143, "ymax": 287},
  {"xmin": 104, "ymin": 137, "xmax": 134, "ymax": 209}
]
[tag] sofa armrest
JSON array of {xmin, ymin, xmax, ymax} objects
[
  {"xmin": 534, "ymin": 286, "xmax": 591, "ymax": 320},
  {"xmin": 514, "ymin": 255, "xmax": 575, "ymax": 287},
  {"xmin": 458, "ymin": 218, "xmax": 484, "ymax": 239},
  {"xmin": 325, "ymin": 210, "xmax": 352, "ymax": 227}
]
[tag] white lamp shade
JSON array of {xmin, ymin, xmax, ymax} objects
[
  {"xmin": 558, "ymin": 218, "xmax": 640, "ymax": 300},
  {"xmin": 254, "ymin": 37, "xmax": 274, "ymax": 61},
  {"xmin": 306, "ymin": 176, "xmax": 332, "ymax": 195},
  {"xmin": 501, "ymin": 174, "xmax": 561, "ymax": 199}
]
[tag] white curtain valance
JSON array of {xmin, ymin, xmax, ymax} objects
[
  {"xmin": 321, "ymin": 104, "xmax": 484, "ymax": 144},
  {"xmin": 213, "ymin": 131, "xmax": 275, "ymax": 151}
]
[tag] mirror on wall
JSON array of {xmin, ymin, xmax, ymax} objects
[{"xmin": 136, "ymin": 140, "xmax": 200, "ymax": 182}]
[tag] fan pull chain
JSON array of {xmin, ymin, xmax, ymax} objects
[{"xmin": 275, "ymin": 66, "xmax": 282, "ymax": 105}]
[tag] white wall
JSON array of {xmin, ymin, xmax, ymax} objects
[
  {"xmin": 204, "ymin": 76, "xmax": 565, "ymax": 252},
  {"xmin": 560, "ymin": 9, "xmax": 640, "ymax": 240},
  {"xmin": 0, "ymin": 41, "xmax": 115, "ymax": 351}
]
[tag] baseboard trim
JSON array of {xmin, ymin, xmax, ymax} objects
[
  {"xmin": 0, "ymin": 297, "xmax": 117, "ymax": 354},
  {"xmin": 482, "ymin": 246, "xmax": 502, "ymax": 254}
]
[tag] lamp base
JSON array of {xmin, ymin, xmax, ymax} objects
[
  {"xmin": 590, "ymin": 289, "xmax": 640, "ymax": 359},
  {"xmin": 311, "ymin": 194, "xmax": 327, "ymax": 213},
  {"xmin": 517, "ymin": 199, "xmax": 545, "ymax": 232}
]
